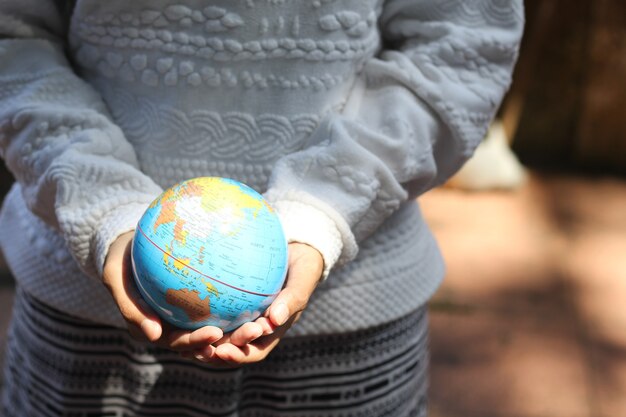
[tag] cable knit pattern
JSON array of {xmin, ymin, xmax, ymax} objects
[
  {"xmin": 104, "ymin": 87, "xmax": 322, "ymax": 159},
  {"xmin": 0, "ymin": 0, "xmax": 523, "ymax": 335},
  {"xmin": 0, "ymin": 40, "xmax": 163, "ymax": 279}
]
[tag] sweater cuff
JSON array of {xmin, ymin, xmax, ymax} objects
[
  {"xmin": 266, "ymin": 193, "xmax": 358, "ymax": 280},
  {"xmin": 93, "ymin": 202, "xmax": 150, "ymax": 278}
]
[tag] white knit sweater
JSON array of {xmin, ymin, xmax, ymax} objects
[{"xmin": 0, "ymin": 0, "xmax": 523, "ymax": 336}]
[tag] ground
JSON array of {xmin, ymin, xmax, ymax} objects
[
  {"xmin": 424, "ymin": 171, "xmax": 626, "ymax": 417},
  {"xmin": 1, "ymin": 171, "xmax": 625, "ymax": 416}
]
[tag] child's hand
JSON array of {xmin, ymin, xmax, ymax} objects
[
  {"xmin": 102, "ymin": 231, "xmax": 224, "ymax": 353},
  {"xmin": 191, "ymin": 242, "xmax": 324, "ymax": 367}
]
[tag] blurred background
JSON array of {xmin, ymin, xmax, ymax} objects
[
  {"xmin": 426, "ymin": 0, "xmax": 626, "ymax": 415},
  {"xmin": 1, "ymin": 0, "xmax": 625, "ymax": 415}
]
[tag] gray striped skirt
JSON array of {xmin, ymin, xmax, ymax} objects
[{"xmin": 1, "ymin": 288, "xmax": 428, "ymax": 417}]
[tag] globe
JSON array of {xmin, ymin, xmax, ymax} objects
[{"xmin": 131, "ymin": 177, "xmax": 288, "ymax": 332}]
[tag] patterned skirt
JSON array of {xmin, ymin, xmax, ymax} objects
[{"xmin": 1, "ymin": 288, "xmax": 428, "ymax": 417}]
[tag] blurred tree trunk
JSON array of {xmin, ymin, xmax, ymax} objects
[{"xmin": 504, "ymin": 0, "xmax": 626, "ymax": 175}]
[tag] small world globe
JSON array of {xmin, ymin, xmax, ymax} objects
[{"xmin": 131, "ymin": 177, "xmax": 288, "ymax": 332}]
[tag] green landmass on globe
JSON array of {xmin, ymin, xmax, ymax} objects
[{"xmin": 131, "ymin": 177, "xmax": 288, "ymax": 332}]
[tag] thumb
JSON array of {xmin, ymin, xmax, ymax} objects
[
  {"xmin": 102, "ymin": 231, "xmax": 163, "ymax": 342},
  {"xmin": 268, "ymin": 243, "xmax": 323, "ymax": 327},
  {"xmin": 268, "ymin": 289, "xmax": 307, "ymax": 328}
]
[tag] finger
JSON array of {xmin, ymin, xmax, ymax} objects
[
  {"xmin": 190, "ymin": 345, "xmax": 241, "ymax": 368},
  {"xmin": 268, "ymin": 286, "xmax": 313, "ymax": 328},
  {"xmin": 117, "ymin": 289, "xmax": 162, "ymax": 342},
  {"xmin": 266, "ymin": 249, "xmax": 322, "ymax": 327},
  {"xmin": 228, "ymin": 322, "xmax": 264, "ymax": 347},
  {"xmin": 214, "ymin": 315, "xmax": 296, "ymax": 365},
  {"xmin": 165, "ymin": 326, "xmax": 223, "ymax": 351},
  {"xmin": 215, "ymin": 334, "xmax": 281, "ymax": 365},
  {"xmin": 214, "ymin": 343, "xmax": 249, "ymax": 363},
  {"xmin": 254, "ymin": 316, "xmax": 276, "ymax": 336},
  {"xmin": 192, "ymin": 344, "xmax": 216, "ymax": 362},
  {"xmin": 103, "ymin": 236, "xmax": 162, "ymax": 342},
  {"xmin": 178, "ymin": 346, "xmax": 216, "ymax": 363}
]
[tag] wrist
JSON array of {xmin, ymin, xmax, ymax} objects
[{"xmin": 287, "ymin": 242, "xmax": 324, "ymax": 282}]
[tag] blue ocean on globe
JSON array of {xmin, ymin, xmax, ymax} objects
[{"xmin": 131, "ymin": 177, "xmax": 288, "ymax": 332}]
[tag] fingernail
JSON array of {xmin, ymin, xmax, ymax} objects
[
  {"xmin": 260, "ymin": 319, "xmax": 274, "ymax": 335},
  {"xmin": 263, "ymin": 325, "xmax": 274, "ymax": 336},
  {"xmin": 200, "ymin": 345, "xmax": 216, "ymax": 357},
  {"xmin": 140, "ymin": 319, "xmax": 159, "ymax": 340},
  {"xmin": 273, "ymin": 303, "xmax": 289, "ymax": 326},
  {"xmin": 194, "ymin": 354, "xmax": 207, "ymax": 362}
]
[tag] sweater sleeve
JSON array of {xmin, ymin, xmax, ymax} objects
[
  {"xmin": 0, "ymin": 0, "xmax": 163, "ymax": 279},
  {"xmin": 264, "ymin": 0, "xmax": 524, "ymax": 278}
]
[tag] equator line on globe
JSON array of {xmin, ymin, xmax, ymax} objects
[{"xmin": 131, "ymin": 177, "xmax": 288, "ymax": 332}]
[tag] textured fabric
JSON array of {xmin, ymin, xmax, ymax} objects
[
  {"xmin": 0, "ymin": 0, "xmax": 524, "ymax": 335},
  {"xmin": 0, "ymin": 187, "xmax": 442, "ymax": 336},
  {"xmin": 1, "ymin": 288, "xmax": 429, "ymax": 417}
]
